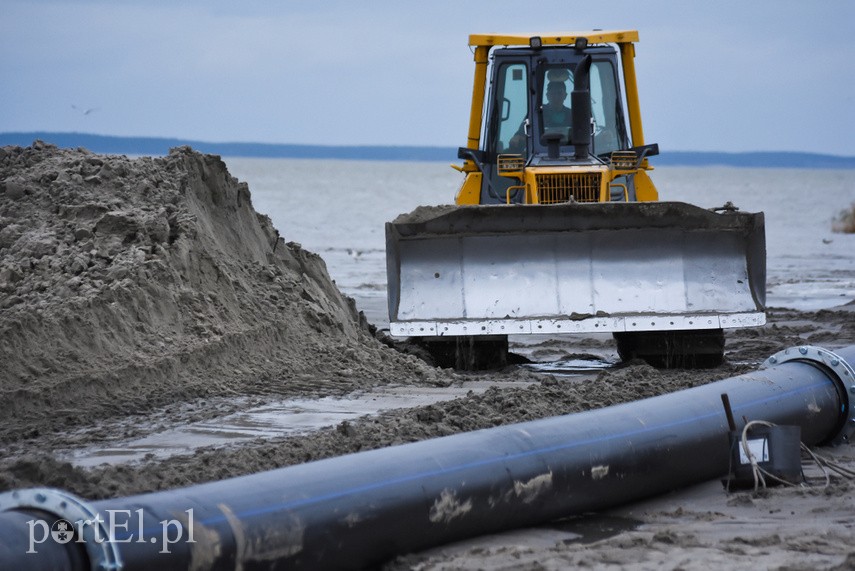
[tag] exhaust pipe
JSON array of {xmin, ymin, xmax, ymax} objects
[
  {"xmin": 2, "ymin": 345, "xmax": 853, "ymax": 570},
  {"xmin": 571, "ymin": 55, "xmax": 593, "ymax": 160}
]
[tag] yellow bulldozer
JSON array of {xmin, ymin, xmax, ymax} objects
[{"xmin": 386, "ymin": 30, "xmax": 766, "ymax": 369}]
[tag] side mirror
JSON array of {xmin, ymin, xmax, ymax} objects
[{"xmin": 457, "ymin": 147, "xmax": 487, "ymax": 164}]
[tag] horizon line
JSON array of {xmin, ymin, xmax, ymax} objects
[{"xmin": 2, "ymin": 131, "xmax": 855, "ymax": 168}]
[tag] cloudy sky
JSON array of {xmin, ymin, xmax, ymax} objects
[{"xmin": 3, "ymin": 1, "xmax": 853, "ymax": 155}]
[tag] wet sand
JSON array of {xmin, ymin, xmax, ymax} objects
[{"xmin": 1, "ymin": 143, "xmax": 853, "ymax": 569}]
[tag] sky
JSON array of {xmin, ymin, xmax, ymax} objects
[{"xmin": 3, "ymin": 1, "xmax": 854, "ymax": 155}]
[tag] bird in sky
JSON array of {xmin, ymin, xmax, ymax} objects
[{"xmin": 71, "ymin": 104, "xmax": 99, "ymax": 116}]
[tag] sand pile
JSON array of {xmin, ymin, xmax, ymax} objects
[{"xmin": 0, "ymin": 142, "xmax": 442, "ymax": 443}]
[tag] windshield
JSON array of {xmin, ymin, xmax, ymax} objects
[{"xmin": 537, "ymin": 60, "xmax": 626, "ymax": 155}]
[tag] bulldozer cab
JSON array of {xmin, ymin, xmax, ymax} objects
[
  {"xmin": 484, "ymin": 47, "xmax": 631, "ymax": 204},
  {"xmin": 455, "ymin": 32, "xmax": 661, "ymax": 206}
]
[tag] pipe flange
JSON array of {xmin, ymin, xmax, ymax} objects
[
  {"xmin": 762, "ymin": 345, "xmax": 855, "ymax": 445},
  {"xmin": 0, "ymin": 487, "xmax": 123, "ymax": 570}
]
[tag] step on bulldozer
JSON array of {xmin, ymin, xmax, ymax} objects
[{"xmin": 386, "ymin": 31, "xmax": 766, "ymax": 369}]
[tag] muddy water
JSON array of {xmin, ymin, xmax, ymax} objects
[
  {"xmin": 57, "ymin": 327, "xmax": 613, "ymax": 468},
  {"xmin": 63, "ymin": 378, "xmax": 555, "ymax": 467}
]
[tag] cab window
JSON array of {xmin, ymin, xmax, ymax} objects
[{"xmin": 494, "ymin": 63, "xmax": 528, "ymax": 154}]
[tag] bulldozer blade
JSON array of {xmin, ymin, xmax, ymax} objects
[{"xmin": 386, "ymin": 202, "xmax": 765, "ymax": 337}]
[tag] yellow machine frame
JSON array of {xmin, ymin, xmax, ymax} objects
[{"xmin": 454, "ymin": 31, "xmax": 658, "ymax": 205}]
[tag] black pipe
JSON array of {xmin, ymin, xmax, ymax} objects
[
  {"xmin": 571, "ymin": 55, "xmax": 592, "ymax": 159},
  {"xmin": 1, "ymin": 345, "xmax": 853, "ymax": 570},
  {"xmin": 0, "ymin": 509, "xmax": 87, "ymax": 570}
]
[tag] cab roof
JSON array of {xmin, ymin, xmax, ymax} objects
[{"xmin": 469, "ymin": 30, "xmax": 638, "ymax": 48}]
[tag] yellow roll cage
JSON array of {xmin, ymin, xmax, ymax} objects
[{"xmin": 465, "ymin": 30, "xmax": 645, "ymax": 158}]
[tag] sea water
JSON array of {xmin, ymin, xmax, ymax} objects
[{"xmin": 226, "ymin": 158, "xmax": 855, "ymax": 325}]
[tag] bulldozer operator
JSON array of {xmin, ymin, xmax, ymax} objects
[{"xmin": 509, "ymin": 76, "xmax": 573, "ymax": 152}]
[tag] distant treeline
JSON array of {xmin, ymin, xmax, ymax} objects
[{"xmin": 3, "ymin": 132, "xmax": 855, "ymax": 169}]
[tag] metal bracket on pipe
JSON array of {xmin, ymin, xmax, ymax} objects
[
  {"xmin": 0, "ymin": 487, "xmax": 123, "ymax": 571},
  {"xmin": 762, "ymin": 345, "xmax": 855, "ymax": 445}
]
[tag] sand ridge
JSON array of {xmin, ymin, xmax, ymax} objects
[{"xmin": 0, "ymin": 142, "xmax": 446, "ymax": 445}]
